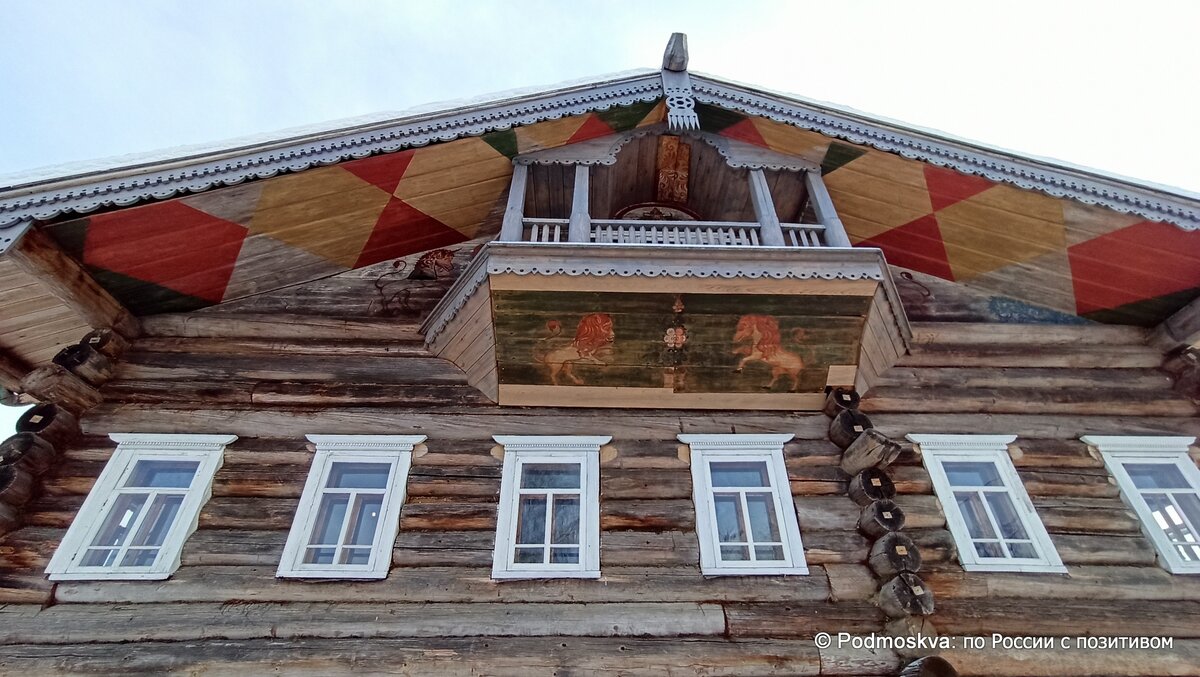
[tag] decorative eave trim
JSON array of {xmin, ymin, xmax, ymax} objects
[
  {"xmin": 906, "ymin": 434, "xmax": 1018, "ymax": 453},
  {"xmin": 690, "ymin": 76, "xmax": 1200, "ymax": 230},
  {"xmin": 493, "ymin": 435, "xmax": 611, "ymax": 452},
  {"xmin": 305, "ymin": 434, "xmax": 427, "ymax": 452},
  {"xmin": 419, "ymin": 242, "xmax": 912, "ymax": 347},
  {"xmin": 108, "ymin": 432, "xmax": 238, "ymax": 450},
  {"xmin": 0, "ymin": 73, "xmax": 665, "ymax": 229},
  {"xmin": 678, "ymin": 433, "xmax": 795, "ymax": 451},
  {"xmin": 1081, "ymin": 435, "xmax": 1197, "ymax": 453}
]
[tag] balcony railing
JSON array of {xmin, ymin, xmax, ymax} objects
[{"xmin": 500, "ymin": 163, "xmax": 852, "ymax": 248}]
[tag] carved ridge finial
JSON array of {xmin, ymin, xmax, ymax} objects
[{"xmin": 663, "ymin": 32, "xmax": 688, "ymax": 72}]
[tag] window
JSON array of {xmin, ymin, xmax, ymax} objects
[
  {"xmin": 1085, "ymin": 435, "xmax": 1200, "ymax": 574},
  {"xmin": 679, "ymin": 434, "xmax": 807, "ymax": 576},
  {"xmin": 45, "ymin": 433, "xmax": 234, "ymax": 580},
  {"xmin": 277, "ymin": 434, "xmax": 425, "ymax": 579},
  {"xmin": 908, "ymin": 434, "xmax": 1064, "ymax": 573},
  {"xmin": 491, "ymin": 435, "xmax": 607, "ymax": 579}
]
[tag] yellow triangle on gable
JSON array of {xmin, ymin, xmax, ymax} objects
[
  {"xmin": 823, "ymin": 152, "xmax": 932, "ymax": 243},
  {"xmin": 513, "ymin": 114, "xmax": 591, "ymax": 154},
  {"xmin": 750, "ymin": 118, "xmax": 831, "ymax": 165},
  {"xmin": 395, "ymin": 137, "xmax": 513, "ymax": 238},
  {"xmin": 936, "ymin": 184, "xmax": 1066, "ymax": 281}
]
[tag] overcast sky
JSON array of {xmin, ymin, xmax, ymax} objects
[{"xmin": 1, "ymin": 1, "xmax": 1198, "ymax": 191}]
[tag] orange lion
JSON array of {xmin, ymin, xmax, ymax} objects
[
  {"xmin": 732, "ymin": 314, "xmax": 806, "ymax": 391},
  {"xmin": 535, "ymin": 313, "xmax": 615, "ymax": 385}
]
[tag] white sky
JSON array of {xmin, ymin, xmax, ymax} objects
[
  {"xmin": 1, "ymin": 1, "xmax": 1198, "ymax": 191},
  {"xmin": 1, "ymin": 405, "xmax": 31, "ymax": 437}
]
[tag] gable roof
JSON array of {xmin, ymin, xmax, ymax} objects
[{"xmin": 2, "ymin": 69, "xmax": 1197, "ymax": 233}]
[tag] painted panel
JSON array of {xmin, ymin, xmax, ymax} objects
[{"xmin": 492, "ymin": 291, "xmax": 869, "ymax": 395}]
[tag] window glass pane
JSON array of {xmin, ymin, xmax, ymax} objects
[
  {"xmin": 745, "ymin": 493, "xmax": 781, "ymax": 542},
  {"xmin": 129, "ymin": 494, "xmax": 184, "ymax": 548},
  {"xmin": 304, "ymin": 547, "xmax": 336, "ymax": 564},
  {"xmin": 308, "ymin": 494, "xmax": 349, "ymax": 545},
  {"xmin": 720, "ymin": 545, "xmax": 750, "ymax": 561},
  {"xmin": 984, "ymin": 493, "xmax": 1029, "ymax": 541},
  {"xmin": 713, "ymin": 493, "xmax": 746, "ymax": 542},
  {"xmin": 520, "ymin": 463, "xmax": 580, "ymax": 489},
  {"xmin": 1144, "ymin": 494, "xmax": 1200, "ymax": 546},
  {"xmin": 516, "ymin": 496, "xmax": 547, "ymax": 545},
  {"xmin": 1124, "ymin": 463, "xmax": 1190, "ymax": 490},
  {"xmin": 345, "ymin": 494, "xmax": 384, "ymax": 546},
  {"xmin": 327, "ymin": 462, "xmax": 391, "ymax": 489},
  {"xmin": 754, "ymin": 545, "xmax": 785, "ymax": 561},
  {"xmin": 954, "ymin": 492, "xmax": 998, "ymax": 539},
  {"xmin": 118, "ymin": 548, "xmax": 159, "ymax": 567},
  {"xmin": 943, "ymin": 461, "xmax": 1003, "ymax": 487},
  {"xmin": 1176, "ymin": 543, "xmax": 1200, "ymax": 562},
  {"xmin": 550, "ymin": 547, "xmax": 579, "ymax": 564},
  {"xmin": 1008, "ymin": 542, "xmax": 1039, "ymax": 559},
  {"xmin": 551, "ymin": 496, "xmax": 580, "ymax": 545},
  {"xmin": 89, "ymin": 493, "xmax": 148, "ymax": 549},
  {"xmin": 340, "ymin": 548, "xmax": 372, "ymax": 565},
  {"xmin": 710, "ymin": 461, "xmax": 770, "ymax": 488},
  {"xmin": 125, "ymin": 460, "xmax": 199, "ymax": 489},
  {"xmin": 1175, "ymin": 493, "xmax": 1200, "ymax": 543},
  {"xmin": 80, "ymin": 548, "xmax": 117, "ymax": 567},
  {"xmin": 974, "ymin": 542, "xmax": 1005, "ymax": 558},
  {"xmin": 514, "ymin": 547, "xmax": 543, "ymax": 563}
]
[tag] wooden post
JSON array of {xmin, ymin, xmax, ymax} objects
[
  {"xmin": 869, "ymin": 532, "xmax": 923, "ymax": 577},
  {"xmin": 16, "ymin": 404, "xmax": 79, "ymax": 447},
  {"xmin": 0, "ymin": 349, "xmax": 30, "ymax": 392},
  {"xmin": 829, "ymin": 408, "xmax": 873, "ymax": 449},
  {"xmin": 82, "ymin": 328, "xmax": 130, "ymax": 361},
  {"xmin": 858, "ymin": 499, "xmax": 906, "ymax": 538},
  {"xmin": 499, "ymin": 163, "xmax": 529, "ymax": 242},
  {"xmin": 841, "ymin": 429, "xmax": 903, "ymax": 475},
  {"xmin": 0, "ymin": 433, "xmax": 55, "ymax": 475},
  {"xmin": 20, "ymin": 366, "xmax": 101, "ymax": 417},
  {"xmin": 748, "ymin": 169, "xmax": 785, "ymax": 246},
  {"xmin": 878, "ymin": 572, "xmax": 935, "ymax": 618},
  {"xmin": 52, "ymin": 344, "xmax": 113, "ymax": 386},
  {"xmin": 568, "ymin": 165, "xmax": 592, "ymax": 243},
  {"xmin": 805, "ymin": 171, "xmax": 852, "ymax": 247},
  {"xmin": 848, "ymin": 467, "xmax": 896, "ymax": 506},
  {"xmin": 3, "ymin": 226, "xmax": 140, "ymax": 338}
]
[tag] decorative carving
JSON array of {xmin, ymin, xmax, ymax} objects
[
  {"xmin": 661, "ymin": 69, "xmax": 699, "ymax": 131},
  {"xmin": 655, "ymin": 136, "xmax": 690, "ymax": 204}
]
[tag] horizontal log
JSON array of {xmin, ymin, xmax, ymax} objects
[
  {"xmin": 874, "ymin": 366, "xmax": 1172, "ymax": 391},
  {"xmin": 924, "ymin": 565, "xmax": 1200, "ymax": 601},
  {"xmin": 932, "ymin": 598, "xmax": 1200, "ymax": 637},
  {"xmin": 102, "ymin": 380, "xmax": 492, "ymax": 407},
  {"xmin": 1053, "ymin": 533, "xmax": 1157, "ymax": 566},
  {"xmin": 139, "ymin": 313, "xmax": 423, "ymax": 341},
  {"xmin": 899, "ymin": 344, "xmax": 1162, "ymax": 369},
  {"xmin": 860, "ymin": 386, "xmax": 1196, "ymax": 417},
  {"xmin": 725, "ymin": 602, "xmax": 885, "ymax": 638},
  {"xmin": 868, "ymin": 413, "xmax": 1200, "ymax": 439},
  {"xmin": 0, "ymin": 602, "xmax": 727, "ymax": 644},
  {"xmin": 0, "ymin": 636, "xmax": 885, "ymax": 677},
  {"xmin": 51, "ymin": 565, "xmax": 845, "ymax": 604},
  {"xmin": 132, "ymin": 336, "xmax": 431, "ymax": 357},
  {"xmin": 115, "ymin": 352, "xmax": 469, "ymax": 385},
  {"xmin": 940, "ymin": 640, "xmax": 1200, "ymax": 677},
  {"xmin": 909, "ymin": 322, "xmax": 1149, "ymax": 346},
  {"xmin": 1008, "ymin": 439, "xmax": 1103, "ymax": 469},
  {"xmin": 1018, "ymin": 468, "xmax": 1120, "ymax": 498},
  {"xmin": 392, "ymin": 530, "xmax": 703, "ymax": 569}
]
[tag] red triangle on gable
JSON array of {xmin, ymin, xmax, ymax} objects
[
  {"xmin": 857, "ymin": 214, "xmax": 955, "ymax": 281},
  {"xmin": 1068, "ymin": 220, "xmax": 1200, "ymax": 315},
  {"xmin": 924, "ymin": 165, "xmax": 995, "ymax": 212},
  {"xmin": 719, "ymin": 118, "xmax": 768, "ymax": 148},
  {"xmin": 355, "ymin": 198, "xmax": 469, "ymax": 269},
  {"xmin": 342, "ymin": 150, "xmax": 417, "ymax": 195},
  {"xmin": 567, "ymin": 115, "xmax": 616, "ymax": 144}
]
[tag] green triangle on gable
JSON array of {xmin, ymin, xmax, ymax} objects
[
  {"xmin": 595, "ymin": 100, "xmax": 660, "ymax": 132},
  {"xmin": 482, "ymin": 129, "xmax": 519, "ymax": 159},
  {"xmin": 695, "ymin": 102, "xmax": 746, "ymax": 134},
  {"xmin": 88, "ymin": 266, "xmax": 211, "ymax": 315},
  {"xmin": 47, "ymin": 219, "xmax": 90, "ymax": 260},
  {"xmin": 821, "ymin": 142, "xmax": 868, "ymax": 175},
  {"xmin": 1081, "ymin": 286, "xmax": 1200, "ymax": 327}
]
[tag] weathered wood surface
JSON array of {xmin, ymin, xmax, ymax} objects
[{"xmin": 0, "ymin": 637, "xmax": 899, "ymax": 676}]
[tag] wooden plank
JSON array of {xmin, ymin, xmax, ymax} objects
[
  {"xmin": 488, "ymin": 272, "xmax": 878, "ymax": 296},
  {"xmin": 860, "ymin": 386, "xmax": 1197, "ymax": 417},
  {"xmin": 868, "ymin": 413, "xmax": 1200, "ymax": 439},
  {"xmin": 139, "ymin": 313, "xmax": 423, "ymax": 340},
  {"xmin": 873, "ymin": 366, "xmax": 1172, "ymax": 391},
  {"xmin": 0, "ymin": 602, "xmax": 726, "ymax": 644},
  {"xmin": 899, "ymin": 344, "xmax": 1163, "ymax": 368},
  {"xmin": 0, "ymin": 637, "xmax": 834, "ymax": 676},
  {"xmin": 3, "ymin": 227, "xmax": 139, "ymax": 337},
  {"xmin": 940, "ymin": 640, "xmax": 1200, "ymax": 677},
  {"xmin": 131, "ymin": 337, "xmax": 431, "ymax": 358},
  {"xmin": 910, "ymin": 322, "xmax": 1149, "ymax": 346},
  {"xmin": 725, "ymin": 602, "xmax": 884, "ymax": 637},
  {"xmin": 113, "ymin": 352, "xmax": 468, "ymax": 385},
  {"xmin": 498, "ymin": 384, "xmax": 826, "ymax": 410},
  {"xmin": 0, "ymin": 347, "xmax": 30, "ymax": 390}
]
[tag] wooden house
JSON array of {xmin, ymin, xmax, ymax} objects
[{"xmin": 0, "ymin": 34, "xmax": 1198, "ymax": 675}]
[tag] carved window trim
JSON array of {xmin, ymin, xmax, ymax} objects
[
  {"xmin": 491, "ymin": 435, "xmax": 608, "ymax": 580},
  {"xmin": 1085, "ymin": 435, "xmax": 1200, "ymax": 574},
  {"xmin": 679, "ymin": 433, "xmax": 808, "ymax": 576},
  {"xmin": 909, "ymin": 434, "xmax": 1065, "ymax": 573},
  {"xmin": 277, "ymin": 434, "xmax": 425, "ymax": 580},
  {"xmin": 46, "ymin": 433, "xmax": 236, "ymax": 581}
]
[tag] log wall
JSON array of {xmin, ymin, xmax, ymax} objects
[{"xmin": 0, "ymin": 316, "xmax": 1197, "ymax": 675}]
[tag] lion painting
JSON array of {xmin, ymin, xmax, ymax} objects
[
  {"xmin": 534, "ymin": 313, "xmax": 615, "ymax": 386},
  {"xmin": 732, "ymin": 314, "xmax": 806, "ymax": 391}
]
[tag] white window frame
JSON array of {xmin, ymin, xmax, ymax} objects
[
  {"xmin": 277, "ymin": 434, "xmax": 425, "ymax": 579},
  {"xmin": 1084, "ymin": 435, "xmax": 1200, "ymax": 574},
  {"xmin": 908, "ymin": 434, "xmax": 1065, "ymax": 573},
  {"xmin": 45, "ymin": 433, "xmax": 235, "ymax": 581},
  {"xmin": 491, "ymin": 435, "xmax": 607, "ymax": 580},
  {"xmin": 679, "ymin": 433, "xmax": 808, "ymax": 576}
]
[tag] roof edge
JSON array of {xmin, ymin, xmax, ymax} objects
[{"xmin": 1, "ymin": 69, "xmax": 1197, "ymax": 232}]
